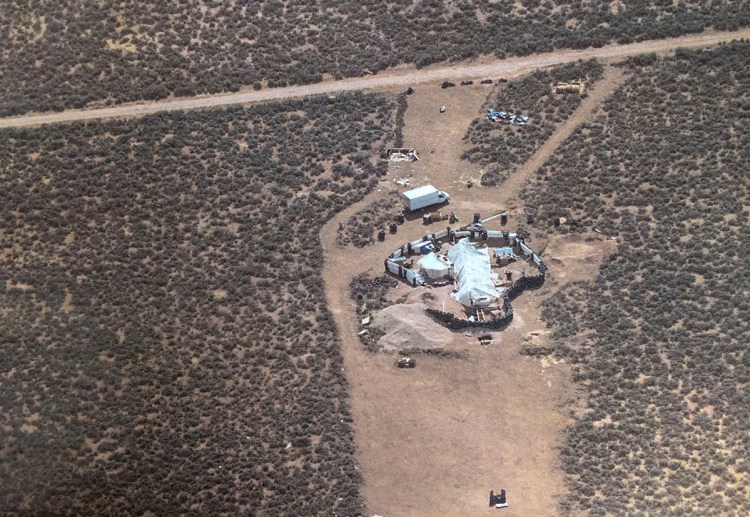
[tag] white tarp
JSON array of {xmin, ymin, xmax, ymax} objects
[
  {"xmin": 418, "ymin": 252, "xmax": 452, "ymax": 279},
  {"xmin": 447, "ymin": 238, "xmax": 501, "ymax": 307}
]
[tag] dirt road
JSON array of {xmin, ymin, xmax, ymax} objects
[{"xmin": 2, "ymin": 29, "xmax": 748, "ymax": 129}]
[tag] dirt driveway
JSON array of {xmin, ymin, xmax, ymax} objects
[{"xmin": 320, "ymin": 68, "xmax": 623, "ymax": 515}]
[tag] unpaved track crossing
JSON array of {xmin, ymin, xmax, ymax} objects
[
  {"xmin": 505, "ymin": 66, "xmax": 628, "ymax": 201},
  {"xmin": 1, "ymin": 29, "xmax": 749, "ymax": 129}
]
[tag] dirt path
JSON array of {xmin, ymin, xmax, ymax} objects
[
  {"xmin": 504, "ymin": 66, "xmax": 628, "ymax": 204},
  {"xmin": 2, "ymin": 29, "xmax": 748, "ymax": 129},
  {"xmin": 318, "ymin": 60, "xmax": 631, "ymax": 513}
]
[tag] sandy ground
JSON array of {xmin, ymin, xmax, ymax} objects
[
  {"xmin": 2, "ymin": 29, "xmax": 749, "ymax": 129},
  {"xmin": 320, "ymin": 66, "xmax": 624, "ymax": 515}
]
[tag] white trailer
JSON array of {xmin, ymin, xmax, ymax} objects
[{"xmin": 401, "ymin": 185, "xmax": 450, "ymax": 212}]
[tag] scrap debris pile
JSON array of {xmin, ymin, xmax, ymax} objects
[
  {"xmin": 387, "ymin": 148, "xmax": 420, "ymax": 162},
  {"xmin": 486, "ymin": 109, "xmax": 528, "ymax": 126}
]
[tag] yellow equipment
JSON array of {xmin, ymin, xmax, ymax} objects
[{"xmin": 554, "ymin": 80, "xmax": 585, "ymax": 94}]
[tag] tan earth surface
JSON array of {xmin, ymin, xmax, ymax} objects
[
  {"xmin": 320, "ymin": 67, "xmax": 624, "ymax": 515},
  {"xmin": 1, "ymin": 29, "xmax": 748, "ymax": 128}
]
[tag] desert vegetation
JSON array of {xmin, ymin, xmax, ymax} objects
[
  {"xmin": 0, "ymin": 92, "xmax": 397, "ymax": 514},
  {"xmin": 2, "ymin": 1, "xmax": 748, "ymax": 115},
  {"xmin": 336, "ymin": 197, "xmax": 402, "ymax": 248},
  {"xmin": 463, "ymin": 59, "xmax": 603, "ymax": 186},
  {"xmin": 523, "ymin": 43, "xmax": 750, "ymax": 514}
]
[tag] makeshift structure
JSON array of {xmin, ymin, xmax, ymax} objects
[
  {"xmin": 447, "ymin": 239, "xmax": 501, "ymax": 307},
  {"xmin": 418, "ymin": 252, "xmax": 452, "ymax": 280},
  {"xmin": 494, "ymin": 247, "xmax": 518, "ymax": 265},
  {"xmin": 388, "ymin": 148, "xmax": 419, "ymax": 162}
]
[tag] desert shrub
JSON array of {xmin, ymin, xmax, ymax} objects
[
  {"xmin": 1, "ymin": 2, "xmax": 748, "ymax": 115},
  {"xmin": 526, "ymin": 42, "xmax": 750, "ymax": 514},
  {"xmin": 337, "ymin": 197, "xmax": 402, "ymax": 248},
  {"xmin": 463, "ymin": 60, "xmax": 604, "ymax": 186},
  {"xmin": 0, "ymin": 92, "xmax": 398, "ymax": 515}
]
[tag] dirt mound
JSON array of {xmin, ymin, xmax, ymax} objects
[{"xmin": 372, "ymin": 303, "xmax": 456, "ymax": 351}]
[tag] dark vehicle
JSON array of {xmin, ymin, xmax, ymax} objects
[
  {"xmin": 441, "ymin": 81, "xmax": 456, "ymax": 89},
  {"xmin": 460, "ymin": 80, "xmax": 474, "ymax": 86},
  {"xmin": 497, "ymin": 78, "xmax": 508, "ymax": 83},
  {"xmin": 480, "ymin": 79, "xmax": 493, "ymax": 84},
  {"xmin": 397, "ymin": 357, "xmax": 417, "ymax": 368}
]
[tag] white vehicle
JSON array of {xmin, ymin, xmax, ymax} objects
[{"xmin": 401, "ymin": 185, "xmax": 450, "ymax": 212}]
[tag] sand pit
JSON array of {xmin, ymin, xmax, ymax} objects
[{"xmin": 372, "ymin": 303, "xmax": 457, "ymax": 351}]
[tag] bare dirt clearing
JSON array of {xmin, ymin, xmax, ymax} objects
[
  {"xmin": 2, "ymin": 29, "xmax": 748, "ymax": 129},
  {"xmin": 321, "ymin": 64, "xmax": 623, "ymax": 514}
]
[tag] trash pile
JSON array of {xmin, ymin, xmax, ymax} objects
[
  {"xmin": 486, "ymin": 109, "xmax": 528, "ymax": 126},
  {"xmin": 387, "ymin": 148, "xmax": 420, "ymax": 162}
]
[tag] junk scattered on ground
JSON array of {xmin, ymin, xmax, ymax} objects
[
  {"xmin": 441, "ymin": 81, "xmax": 456, "ymax": 89},
  {"xmin": 460, "ymin": 80, "xmax": 474, "ymax": 86},
  {"xmin": 480, "ymin": 79, "xmax": 493, "ymax": 84},
  {"xmin": 478, "ymin": 334, "xmax": 492, "ymax": 346},
  {"xmin": 394, "ymin": 177, "xmax": 411, "ymax": 187},
  {"xmin": 406, "ymin": 87, "xmax": 415, "ymax": 95},
  {"xmin": 361, "ymin": 316, "xmax": 371, "ymax": 326},
  {"xmin": 449, "ymin": 211, "xmax": 458, "ymax": 223},
  {"xmin": 390, "ymin": 223, "xmax": 398, "ymax": 234},
  {"xmin": 397, "ymin": 357, "xmax": 417, "ymax": 368},
  {"xmin": 401, "ymin": 185, "xmax": 451, "ymax": 212},
  {"xmin": 554, "ymin": 80, "xmax": 585, "ymax": 94},
  {"xmin": 486, "ymin": 109, "xmax": 528, "ymax": 125},
  {"xmin": 440, "ymin": 105, "xmax": 446, "ymax": 113},
  {"xmin": 473, "ymin": 212, "xmax": 482, "ymax": 224},
  {"xmin": 489, "ymin": 489, "xmax": 508, "ymax": 509},
  {"xmin": 505, "ymin": 269, "xmax": 513, "ymax": 281},
  {"xmin": 397, "ymin": 213, "xmax": 405, "ymax": 224},
  {"xmin": 494, "ymin": 247, "xmax": 518, "ymax": 265},
  {"xmin": 370, "ymin": 276, "xmax": 391, "ymax": 286},
  {"xmin": 388, "ymin": 148, "xmax": 420, "ymax": 162},
  {"xmin": 358, "ymin": 329, "xmax": 369, "ymax": 336},
  {"xmin": 378, "ymin": 228, "xmax": 386, "ymax": 241},
  {"xmin": 466, "ymin": 180, "xmax": 473, "ymax": 188}
]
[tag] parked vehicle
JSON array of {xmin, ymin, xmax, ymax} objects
[
  {"xmin": 480, "ymin": 79, "xmax": 493, "ymax": 84},
  {"xmin": 441, "ymin": 81, "xmax": 456, "ymax": 88},
  {"xmin": 401, "ymin": 185, "xmax": 450, "ymax": 212},
  {"xmin": 460, "ymin": 80, "xmax": 474, "ymax": 86}
]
